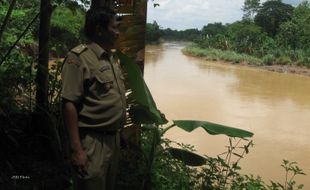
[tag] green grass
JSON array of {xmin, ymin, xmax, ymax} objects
[{"xmin": 182, "ymin": 43, "xmax": 262, "ymax": 66}]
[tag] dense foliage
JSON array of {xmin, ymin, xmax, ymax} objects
[
  {"xmin": 146, "ymin": 21, "xmax": 161, "ymax": 43},
  {"xmin": 0, "ymin": 1, "xmax": 85, "ymax": 189},
  {"xmin": 146, "ymin": 0, "xmax": 310, "ymax": 67},
  {"xmin": 0, "ymin": 1, "xmax": 85, "ymax": 110},
  {"xmin": 194, "ymin": 0, "xmax": 310, "ymax": 66},
  {"xmin": 254, "ymin": 0, "xmax": 294, "ymax": 37},
  {"xmin": 50, "ymin": 6, "xmax": 85, "ymax": 55}
]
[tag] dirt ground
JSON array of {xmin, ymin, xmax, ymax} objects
[
  {"xmin": 213, "ymin": 58, "xmax": 310, "ymax": 77},
  {"xmin": 259, "ymin": 64, "xmax": 310, "ymax": 77}
]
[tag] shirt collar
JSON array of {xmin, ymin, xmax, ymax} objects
[{"xmin": 87, "ymin": 42, "xmax": 111, "ymax": 60}]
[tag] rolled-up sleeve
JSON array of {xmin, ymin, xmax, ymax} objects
[{"xmin": 61, "ymin": 53, "xmax": 85, "ymax": 103}]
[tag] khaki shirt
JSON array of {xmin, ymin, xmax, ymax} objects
[{"xmin": 61, "ymin": 42, "xmax": 126, "ymax": 129}]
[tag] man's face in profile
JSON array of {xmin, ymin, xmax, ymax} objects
[{"xmin": 101, "ymin": 17, "xmax": 120, "ymax": 49}]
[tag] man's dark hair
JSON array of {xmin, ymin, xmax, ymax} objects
[{"xmin": 84, "ymin": 7, "xmax": 116, "ymax": 39}]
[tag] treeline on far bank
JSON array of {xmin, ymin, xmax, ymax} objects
[
  {"xmin": 146, "ymin": 21, "xmax": 201, "ymax": 42},
  {"xmin": 146, "ymin": 0, "xmax": 310, "ymax": 67}
]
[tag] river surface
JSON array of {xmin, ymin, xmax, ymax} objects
[{"xmin": 143, "ymin": 42, "xmax": 310, "ymax": 188}]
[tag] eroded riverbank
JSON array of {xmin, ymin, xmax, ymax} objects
[{"xmin": 182, "ymin": 45, "xmax": 310, "ymax": 77}]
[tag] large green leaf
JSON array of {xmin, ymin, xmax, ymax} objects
[
  {"xmin": 116, "ymin": 50, "xmax": 168, "ymax": 125},
  {"xmin": 173, "ymin": 120, "xmax": 253, "ymax": 138},
  {"xmin": 167, "ymin": 147, "xmax": 206, "ymax": 166}
]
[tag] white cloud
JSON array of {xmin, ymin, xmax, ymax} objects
[
  {"xmin": 147, "ymin": 0, "xmax": 244, "ymax": 30},
  {"xmin": 147, "ymin": 0, "xmax": 305, "ymax": 30}
]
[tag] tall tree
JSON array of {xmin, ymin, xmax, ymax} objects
[
  {"xmin": 242, "ymin": 0, "xmax": 260, "ymax": 20},
  {"xmin": 254, "ymin": 0, "xmax": 294, "ymax": 37},
  {"xmin": 35, "ymin": 0, "xmax": 52, "ymax": 111},
  {"xmin": 227, "ymin": 21, "xmax": 267, "ymax": 54},
  {"xmin": 277, "ymin": 1, "xmax": 310, "ymax": 49},
  {"xmin": 201, "ymin": 22, "xmax": 226, "ymax": 38},
  {"xmin": 146, "ymin": 21, "xmax": 161, "ymax": 42}
]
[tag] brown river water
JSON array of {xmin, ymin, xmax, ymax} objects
[{"xmin": 143, "ymin": 42, "xmax": 310, "ymax": 188}]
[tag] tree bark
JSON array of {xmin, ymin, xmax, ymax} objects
[{"xmin": 36, "ymin": 0, "xmax": 52, "ymax": 111}]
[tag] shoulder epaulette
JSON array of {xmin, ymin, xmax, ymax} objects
[{"xmin": 71, "ymin": 44, "xmax": 87, "ymax": 55}]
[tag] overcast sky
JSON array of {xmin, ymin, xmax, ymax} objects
[{"xmin": 146, "ymin": 0, "xmax": 307, "ymax": 30}]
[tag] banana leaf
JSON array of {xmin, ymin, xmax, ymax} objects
[
  {"xmin": 173, "ymin": 120, "xmax": 253, "ymax": 138},
  {"xmin": 116, "ymin": 50, "xmax": 168, "ymax": 125},
  {"xmin": 167, "ymin": 147, "xmax": 206, "ymax": 166}
]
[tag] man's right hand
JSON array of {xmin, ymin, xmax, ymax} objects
[
  {"xmin": 63, "ymin": 101, "xmax": 89, "ymax": 177},
  {"xmin": 71, "ymin": 149, "xmax": 89, "ymax": 177}
]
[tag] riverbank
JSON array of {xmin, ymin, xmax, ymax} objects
[{"xmin": 183, "ymin": 44, "xmax": 310, "ymax": 77}]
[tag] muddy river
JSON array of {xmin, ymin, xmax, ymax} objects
[{"xmin": 143, "ymin": 42, "xmax": 310, "ymax": 188}]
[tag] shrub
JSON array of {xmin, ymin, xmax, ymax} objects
[
  {"xmin": 290, "ymin": 49, "xmax": 304, "ymax": 62},
  {"xmin": 262, "ymin": 54, "xmax": 276, "ymax": 65},
  {"xmin": 276, "ymin": 55, "xmax": 292, "ymax": 65},
  {"xmin": 245, "ymin": 55, "xmax": 263, "ymax": 65},
  {"xmin": 301, "ymin": 57, "xmax": 310, "ymax": 67}
]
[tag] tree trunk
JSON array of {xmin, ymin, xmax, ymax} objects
[
  {"xmin": 35, "ymin": 2, "xmax": 66, "ymax": 182},
  {"xmin": 36, "ymin": 0, "xmax": 52, "ymax": 111}
]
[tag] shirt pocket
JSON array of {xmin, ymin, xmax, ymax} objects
[{"xmin": 92, "ymin": 70, "xmax": 114, "ymax": 97}]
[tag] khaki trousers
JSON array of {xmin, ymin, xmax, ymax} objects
[{"xmin": 73, "ymin": 130, "xmax": 120, "ymax": 190}]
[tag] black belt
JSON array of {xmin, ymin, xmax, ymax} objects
[{"xmin": 79, "ymin": 127, "xmax": 118, "ymax": 135}]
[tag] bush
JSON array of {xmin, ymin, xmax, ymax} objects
[
  {"xmin": 182, "ymin": 44, "xmax": 209, "ymax": 57},
  {"xmin": 301, "ymin": 57, "xmax": 310, "ymax": 67},
  {"xmin": 117, "ymin": 127, "xmax": 306, "ymax": 190},
  {"xmin": 276, "ymin": 55, "xmax": 292, "ymax": 65},
  {"xmin": 245, "ymin": 55, "xmax": 263, "ymax": 65},
  {"xmin": 0, "ymin": 53, "xmax": 35, "ymax": 114},
  {"xmin": 290, "ymin": 49, "xmax": 304, "ymax": 62},
  {"xmin": 262, "ymin": 54, "xmax": 276, "ymax": 65}
]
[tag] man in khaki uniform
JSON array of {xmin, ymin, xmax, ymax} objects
[{"xmin": 61, "ymin": 7, "xmax": 126, "ymax": 190}]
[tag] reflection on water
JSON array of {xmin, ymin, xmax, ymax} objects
[
  {"xmin": 144, "ymin": 42, "xmax": 310, "ymax": 188},
  {"xmin": 144, "ymin": 44, "xmax": 164, "ymax": 65}
]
